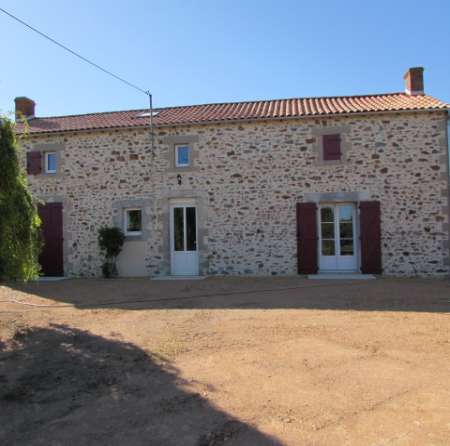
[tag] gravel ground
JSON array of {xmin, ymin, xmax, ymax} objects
[{"xmin": 0, "ymin": 276, "xmax": 449, "ymax": 445}]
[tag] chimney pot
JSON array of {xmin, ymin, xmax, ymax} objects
[
  {"xmin": 404, "ymin": 67, "xmax": 424, "ymax": 95},
  {"xmin": 14, "ymin": 97, "xmax": 36, "ymax": 120}
]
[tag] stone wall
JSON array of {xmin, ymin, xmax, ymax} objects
[{"xmin": 22, "ymin": 111, "xmax": 450, "ymax": 277}]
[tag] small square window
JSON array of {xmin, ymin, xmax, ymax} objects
[
  {"xmin": 175, "ymin": 145, "xmax": 190, "ymax": 167},
  {"xmin": 124, "ymin": 209, "xmax": 142, "ymax": 235},
  {"xmin": 322, "ymin": 134, "xmax": 341, "ymax": 161},
  {"xmin": 45, "ymin": 152, "xmax": 57, "ymax": 173}
]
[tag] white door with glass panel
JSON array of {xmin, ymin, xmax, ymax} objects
[
  {"xmin": 319, "ymin": 204, "xmax": 357, "ymax": 272},
  {"xmin": 170, "ymin": 201, "xmax": 199, "ymax": 275}
]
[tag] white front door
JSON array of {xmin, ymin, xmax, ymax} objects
[
  {"xmin": 170, "ymin": 202, "xmax": 199, "ymax": 275},
  {"xmin": 319, "ymin": 203, "xmax": 358, "ymax": 272}
]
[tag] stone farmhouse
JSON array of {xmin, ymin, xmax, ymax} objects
[{"xmin": 16, "ymin": 67, "xmax": 450, "ymax": 278}]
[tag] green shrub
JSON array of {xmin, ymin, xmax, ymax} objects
[{"xmin": 98, "ymin": 226, "xmax": 124, "ymax": 278}]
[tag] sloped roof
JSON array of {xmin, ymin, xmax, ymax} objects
[{"xmin": 18, "ymin": 92, "xmax": 448, "ymax": 134}]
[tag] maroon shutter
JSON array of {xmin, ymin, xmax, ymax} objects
[
  {"xmin": 359, "ymin": 201, "xmax": 382, "ymax": 274},
  {"xmin": 323, "ymin": 134, "xmax": 341, "ymax": 161},
  {"xmin": 38, "ymin": 202, "xmax": 64, "ymax": 276},
  {"xmin": 26, "ymin": 151, "xmax": 42, "ymax": 175},
  {"xmin": 297, "ymin": 202, "xmax": 318, "ymax": 274}
]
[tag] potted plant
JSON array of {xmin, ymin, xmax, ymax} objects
[{"xmin": 98, "ymin": 226, "xmax": 125, "ymax": 278}]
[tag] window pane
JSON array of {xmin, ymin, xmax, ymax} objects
[
  {"xmin": 321, "ymin": 222, "xmax": 334, "ymax": 239},
  {"xmin": 339, "ymin": 222, "xmax": 353, "ymax": 239},
  {"xmin": 186, "ymin": 207, "xmax": 197, "ymax": 251},
  {"xmin": 320, "ymin": 207, "xmax": 334, "ymax": 223},
  {"xmin": 340, "ymin": 239, "xmax": 354, "ymax": 256},
  {"xmin": 174, "ymin": 207, "xmax": 184, "ymax": 251},
  {"xmin": 176, "ymin": 146, "xmax": 190, "ymax": 166},
  {"xmin": 127, "ymin": 210, "xmax": 142, "ymax": 232},
  {"xmin": 339, "ymin": 205, "xmax": 353, "ymax": 222},
  {"xmin": 322, "ymin": 240, "xmax": 335, "ymax": 256},
  {"xmin": 47, "ymin": 153, "xmax": 57, "ymax": 172}
]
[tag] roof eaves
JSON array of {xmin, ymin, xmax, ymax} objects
[{"xmin": 21, "ymin": 106, "xmax": 449, "ymax": 137}]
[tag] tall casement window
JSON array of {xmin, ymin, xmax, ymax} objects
[
  {"xmin": 322, "ymin": 134, "xmax": 341, "ymax": 161},
  {"xmin": 45, "ymin": 152, "xmax": 57, "ymax": 173},
  {"xmin": 124, "ymin": 209, "xmax": 142, "ymax": 236},
  {"xmin": 175, "ymin": 144, "xmax": 190, "ymax": 167}
]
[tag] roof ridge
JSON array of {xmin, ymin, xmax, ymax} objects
[
  {"xmin": 31, "ymin": 91, "xmax": 409, "ymax": 120},
  {"xmin": 165, "ymin": 92, "xmax": 408, "ymax": 110}
]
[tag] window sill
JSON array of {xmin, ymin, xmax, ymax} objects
[
  {"xmin": 123, "ymin": 233, "xmax": 145, "ymax": 242},
  {"xmin": 40, "ymin": 171, "xmax": 62, "ymax": 178},
  {"xmin": 166, "ymin": 166, "xmax": 199, "ymax": 173},
  {"xmin": 316, "ymin": 159, "xmax": 346, "ymax": 166},
  {"xmin": 125, "ymin": 232, "xmax": 142, "ymax": 237}
]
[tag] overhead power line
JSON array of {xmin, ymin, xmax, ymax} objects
[
  {"xmin": 0, "ymin": 6, "xmax": 156, "ymax": 153},
  {"xmin": 0, "ymin": 7, "xmax": 148, "ymax": 96}
]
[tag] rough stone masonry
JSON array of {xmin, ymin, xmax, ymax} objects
[{"xmin": 21, "ymin": 109, "xmax": 450, "ymax": 277}]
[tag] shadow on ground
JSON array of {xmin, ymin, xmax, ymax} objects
[
  {"xmin": 0, "ymin": 324, "xmax": 281, "ymax": 446},
  {"xmin": 4, "ymin": 276, "xmax": 450, "ymax": 313}
]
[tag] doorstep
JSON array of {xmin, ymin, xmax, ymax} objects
[
  {"xmin": 151, "ymin": 275, "xmax": 206, "ymax": 281},
  {"xmin": 308, "ymin": 273, "xmax": 376, "ymax": 280},
  {"xmin": 36, "ymin": 276, "xmax": 68, "ymax": 282}
]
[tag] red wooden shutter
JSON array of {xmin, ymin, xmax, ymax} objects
[
  {"xmin": 359, "ymin": 201, "xmax": 382, "ymax": 274},
  {"xmin": 38, "ymin": 202, "xmax": 64, "ymax": 276},
  {"xmin": 297, "ymin": 202, "xmax": 318, "ymax": 274},
  {"xmin": 323, "ymin": 134, "xmax": 341, "ymax": 161},
  {"xmin": 26, "ymin": 151, "xmax": 42, "ymax": 175}
]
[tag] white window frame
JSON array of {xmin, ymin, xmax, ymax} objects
[
  {"xmin": 175, "ymin": 144, "xmax": 190, "ymax": 167},
  {"xmin": 45, "ymin": 152, "xmax": 57, "ymax": 174},
  {"xmin": 124, "ymin": 208, "xmax": 142, "ymax": 236}
]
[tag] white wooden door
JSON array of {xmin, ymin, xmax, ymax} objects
[
  {"xmin": 319, "ymin": 203, "xmax": 358, "ymax": 272},
  {"xmin": 170, "ymin": 202, "xmax": 199, "ymax": 275}
]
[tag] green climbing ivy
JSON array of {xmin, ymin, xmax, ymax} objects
[{"xmin": 0, "ymin": 116, "xmax": 42, "ymax": 281}]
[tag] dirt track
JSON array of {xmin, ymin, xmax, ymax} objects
[{"xmin": 1, "ymin": 276, "xmax": 449, "ymax": 445}]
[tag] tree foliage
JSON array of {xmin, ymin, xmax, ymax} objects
[
  {"xmin": 0, "ymin": 117, "xmax": 41, "ymax": 281},
  {"xmin": 98, "ymin": 226, "xmax": 124, "ymax": 278}
]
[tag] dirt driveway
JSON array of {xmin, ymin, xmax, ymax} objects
[{"xmin": 1, "ymin": 276, "xmax": 449, "ymax": 445}]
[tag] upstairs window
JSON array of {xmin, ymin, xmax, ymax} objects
[
  {"xmin": 26, "ymin": 151, "xmax": 42, "ymax": 175},
  {"xmin": 124, "ymin": 209, "xmax": 142, "ymax": 236},
  {"xmin": 45, "ymin": 152, "xmax": 57, "ymax": 173},
  {"xmin": 175, "ymin": 144, "xmax": 190, "ymax": 167},
  {"xmin": 322, "ymin": 134, "xmax": 341, "ymax": 161}
]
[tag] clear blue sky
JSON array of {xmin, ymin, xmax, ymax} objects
[{"xmin": 1, "ymin": 0, "xmax": 449, "ymax": 117}]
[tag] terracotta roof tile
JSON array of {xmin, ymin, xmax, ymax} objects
[{"xmin": 17, "ymin": 92, "xmax": 448, "ymax": 134}]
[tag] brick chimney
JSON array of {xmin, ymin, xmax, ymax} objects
[
  {"xmin": 403, "ymin": 67, "xmax": 424, "ymax": 95},
  {"xmin": 14, "ymin": 97, "xmax": 36, "ymax": 120}
]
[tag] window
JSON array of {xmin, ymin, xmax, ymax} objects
[
  {"xmin": 136, "ymin": 111, "xmax": 159, "ymax": 118},
  {"xmin": 320, "ymin": 207, "xmax": 335, "ymax": 255},
  {"xmin": 124, "ymin": 209, "xmax": 142, "ymax": 235},
  {"xmin": 45, "ymin": 152, "xmax": 57, "ymax": 173},
  {"xmin": 322, "ymin": 134, "xmax": 341, "ymax": 161},
  {"xmin": 26, "ymin": 151, "xmax": 42, "ymax": 175},
  {"xmin": 175, "ymin": 144, "xmax": 190, "ymax": 167}
]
